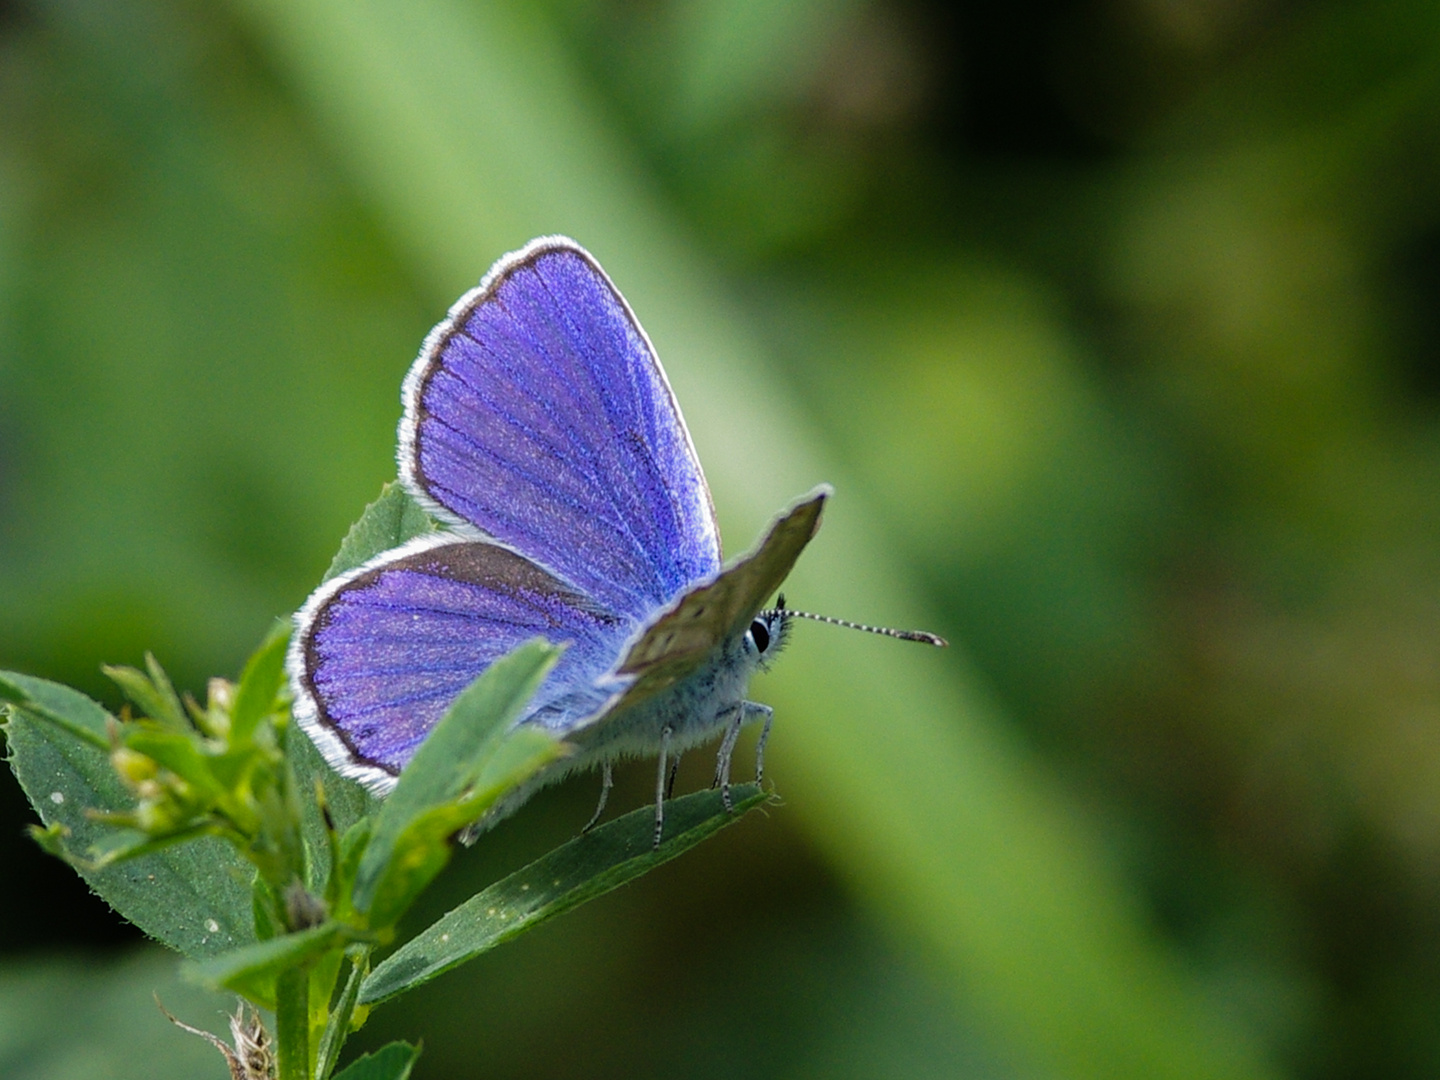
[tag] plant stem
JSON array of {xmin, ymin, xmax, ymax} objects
[{"xmin": 274, "ymin": 967, "xmax": 311, "ymax": 1080}]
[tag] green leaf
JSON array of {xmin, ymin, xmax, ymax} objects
[
  {"xmin": 352, "ymin": 640, "xmax": 560, "ymax": 919},
  {"xmin": 328, "ymin": 818, "xmax": 373, "ymax": 916},
  {"xmin": 143, "ymin": 654, "xmax": 189, "ymax": 728},
  {"xmin": 469, "ymin": 726, "xmax": 564, "ymax": 804},
  {"xmin": 288, "ymin": 722, "xmax": 378, "ymax": 899},
  {"xmin": 360, "ymin": 784, "xmax": 769, "ymax": 1005},
  {"xmin": 307, "ymin": 945, "xmax": 346, "ymax": 1066},
  {"xmin": 184, "ymin": 921, "xmax": 353, "ymax": 1008},
  {"xmin": 88, "ymin": 822, "xmax": 225, "ymax": 868},
  {"xmin": 230, "ymin": 619, "xmax": 291, "ymax": 743},
  {"xmin": 2, "ymin": 671, "xmax": 254, "ymax": 958},
  {"xmin": 393, "ymin": 728, "xmax": 563, "ymax": 848},
  {"xmin": 254, "ymin": 875, "xmax": 284, "ymax": 941},
  {"xmin": 0, "ymin": 674, "xmax": 109, "ymax": 750},
  {"xmin": 360, "ymin": 727, "xmax": 565, "ymax": 928},
  {"xmin": 316, "ymin": 953, "xmax": 369, "ymax": 1080},
  {"xmin": 323, "ymin": 482, "xmax": 434, "ymax": 583},
  {"xmin": 101, "ymin": 656, "xmax": 189, "ymax": 732},
  {"xmin": 119, "ymin": 727, "xmax": 224, "ymax": 798},
  {"xmin": 331, "ymin": 1042, "xmax": 421, "ymax": 1080}
]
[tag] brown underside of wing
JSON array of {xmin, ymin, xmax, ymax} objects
[{"xmin": 614, "ymin": 489, "xmax": 828, "ymax": 699}]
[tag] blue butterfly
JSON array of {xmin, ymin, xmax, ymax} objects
[{"xmin": 287, "ymin": 237, "xmax": 940, "ymax": 843}]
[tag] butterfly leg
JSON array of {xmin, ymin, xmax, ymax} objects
[
  {"xmin": 750, "ymin": 703, "xmax": 775, "ymax": 784},
  {"xmin": 581, "ymin": 761, "xmax": 614, "ymax": 834},
  {"xmin": 653, "ymin": 725, "xmax": 674, "ymax": 849},
  {"xmin": 666, "ymin": 754, "xmax": 682, "ymax": 800},
  {"xmin": 712, "ymin": 706, "xmax": 745, "ymax": 813}
]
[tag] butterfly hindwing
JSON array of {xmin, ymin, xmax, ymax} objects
[
  {"xmin": 290, "ymin": 534, "xmax": 633, "ymax": 792},
  {"xmin": 401, "ymin": 237, "xmax": 722, "ymax": 621}
]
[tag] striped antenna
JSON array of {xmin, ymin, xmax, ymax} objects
[{"xmin": 762, "ymin": 594, "xmax": 948, "ymax": 647}]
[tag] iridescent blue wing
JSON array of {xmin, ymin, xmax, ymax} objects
[
  {"xmin": 399, "ymin": 237, "xmax": 722, "ymax": 621},
  {"xmin": 288, "ymin": 534, "xmax": 634, "ymax": 793}
]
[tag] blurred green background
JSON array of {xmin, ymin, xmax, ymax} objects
[{"xmin": 5, "ymin": 0, "xmax": 1440, "ymax": 1077}]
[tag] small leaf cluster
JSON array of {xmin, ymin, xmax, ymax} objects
[
  {"xmin": 1, "ymin": 483, "xmax": 770, "ymax": 1080},
  {"xmin": 209, "ymin": 638, "xmax": 568, "ymax": 1080},
  {"xmin": 96, "ymin": 630, "xmax": 303, "ymax": 905}
]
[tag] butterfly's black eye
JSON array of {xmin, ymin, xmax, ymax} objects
[{"xmin": 750, "ymin": 619, "xmax": 771, "ymax": 653}]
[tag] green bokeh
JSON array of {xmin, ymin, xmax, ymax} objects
[{"xmin": 5, "ymin": 0, "xmax": 1440, "ymax": 1077}]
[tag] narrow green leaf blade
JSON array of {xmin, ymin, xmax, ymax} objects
[
  {"xmin": 323, "ymin": 482, "xmax": 434, "ymax": 583},
  {"xmin": 360, "ymin": 784, "xmax": 769, "ymax": 1005},
  {"xmin": 316, "ymin": 954, "xmax": 369, "ymax": 1080},
  {"xmin": 184, "ymin": 921, "xmax": 350, "ymax": 1008},
  {"xmin": 360, "ymin": 727, "xmax": 565, "ymax": 928},
  {"xmin": 230, "ymin": 620, "xmax": 291, "ymax": 743},
  {"xmin": 470, "ymin": 726, "xmax": 565, "ymax": 804},
  {"xmin": 2, "ymin": 672, "xmax": 254, "ymax": 958},
  {"xmin": 331, "ymin": 1042, "xmax": 421, "ymax": 1080},
  {"xmin": 143, "ymin": 653, "xmax": 189, "ymax": 730},
  {"xmin": 101, "ymin": 660, "xmax": 188, "ymax": 732},
  {"xmin": 352, "ymin": 640, "xmax": 559, "ymax": 916}
]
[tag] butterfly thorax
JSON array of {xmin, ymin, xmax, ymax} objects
[
  {"xmin": 570, "ymin": 636, "xmax": 758, "ymax": 758},
  {"xmin": 466, "ymin": 607, "xmax": 788, "ymax": 832}
]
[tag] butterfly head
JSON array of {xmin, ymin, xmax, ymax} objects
[{"xmin": 746, "ymin": 593, "xmax": 793, "ymax": 672}]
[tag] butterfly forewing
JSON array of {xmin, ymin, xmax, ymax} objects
[{"xmin": 402, "ymin": 238, "xmax": 721, "ymax": 622}]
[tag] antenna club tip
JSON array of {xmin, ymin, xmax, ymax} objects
[
  {"xmin": 772, "ymin": 606, "xmax": 948, "ymax": 648},
  {"xmin": 902, "ymin": 631, "xmax": 948, "ymax": 647}
]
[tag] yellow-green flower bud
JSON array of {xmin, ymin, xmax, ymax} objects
[
  {"xmin": 135, "ymin": 800, "xmax": 182, "ymax": 833},
  {"xmin": 111, "ymin": 747, "xmax": 157, "ymax": 786}
]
